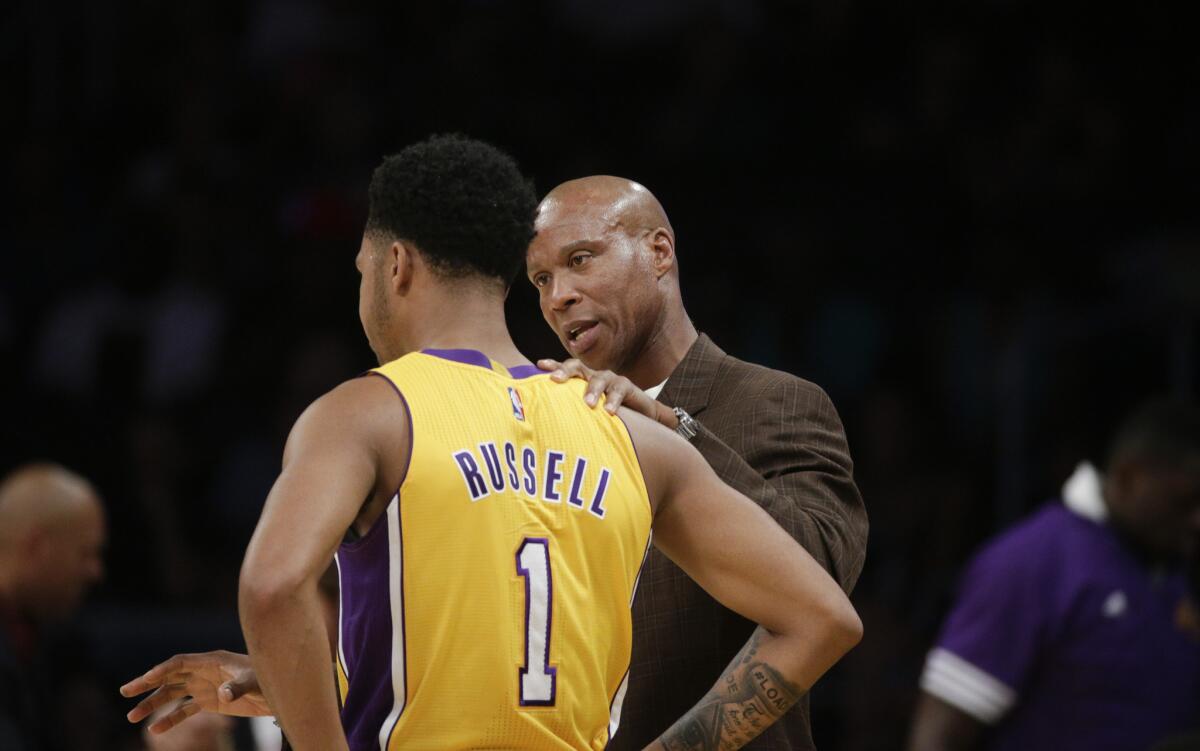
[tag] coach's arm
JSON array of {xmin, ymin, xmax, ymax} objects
[
  {"xmin": 620, "ymin": 408, "xmax": 862, "ymax": 749},
  {"xmin": 687, "ymin": 374, "xmax": 865, "ymax": 593},
  {"xmin": 543, "ymin": 360, "xmax": 867, "ymax": 593}
]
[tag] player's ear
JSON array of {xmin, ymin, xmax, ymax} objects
[{"xmin": 392, "ymin": 240, "xmax": 415, "ymax": 294}]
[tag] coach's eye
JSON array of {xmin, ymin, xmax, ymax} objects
[
  {"xmin": 532, "ymin": 273, "xmax": 549, "ymax": 288},
  {"xmin": 568, "ymin": 252, "xmax": 591, "ymax": 268}
]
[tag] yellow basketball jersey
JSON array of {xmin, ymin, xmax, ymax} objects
[{"xmin": 333, "ymin": 349, "xmax": 653, "ymax": 751}]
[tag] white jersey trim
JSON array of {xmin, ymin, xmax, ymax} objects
[
  {"xmin": 378, "ymin": 495, "xmax": 407, "ymax": 750},
  {"xmin": 333, "ymin": 553, "xmax": 349, "ymax": 680},
  {"xmin": 608, "ymin": 530, "xmax": 654, "ymax": 742},
  {"xmin": 920, "ymin": 647, "xmax": 1016, "ymax": 724}
]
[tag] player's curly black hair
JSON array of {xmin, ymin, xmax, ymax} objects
[{"xmin": 365, "ymin": 134, "xmax": 537, "ymax": 286}]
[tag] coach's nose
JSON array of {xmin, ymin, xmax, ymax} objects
[{"xmin": 547, "ymin": 277, "xmax": 581, "ymax": 313}]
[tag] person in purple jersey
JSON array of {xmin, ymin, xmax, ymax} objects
[{"xmin": 908, "ymin": 399, "xmax": 1200, "ymax": 751}]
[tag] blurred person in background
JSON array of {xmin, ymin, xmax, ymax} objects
[
  {"xmin": 0, "ymin": 463, "xmax": 106, "ymax": 751},
  {"xmin": 908, "ymin": 399, "xmax": 1200, "ymax": 751},
  {"xmin": 525, "ymin": 176, "xmax": 868, "ymax": 750}
]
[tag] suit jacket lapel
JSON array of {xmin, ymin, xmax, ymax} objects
[{"xmin": 658, "ymin": 333, "xmax": 723, "ymax": 417}]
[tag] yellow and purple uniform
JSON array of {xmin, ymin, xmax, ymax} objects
[{"xmin": 334, "ymin": 349, "xmax": 653, "ymax": 750}]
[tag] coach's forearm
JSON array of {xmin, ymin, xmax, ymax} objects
[{"xmin": 240, "ymin": 578, "xmax": 348, "ymax": 751}]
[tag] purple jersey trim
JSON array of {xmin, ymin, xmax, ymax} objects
[
  {"xmin": 420, "ymin": 348, "xmax": 541, "ymax": 379},
  {"xmin": 340, "ymin": 372, "xmax": 412, "ymax": 749},
  {"xmin": 506, "ymin": 364, "xmax": 542, "ymax": 379},
  {"xmin": 421, "ymin": 347, "xmax": 493, "ymax": 369}
]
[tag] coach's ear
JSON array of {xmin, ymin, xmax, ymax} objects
[{"xmin": 648, "ymin": 227, "xmax": 676, "ymax": 279}]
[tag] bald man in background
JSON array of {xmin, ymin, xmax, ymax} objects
[
  {"xmin": 0, "ymin": 464, "xmax": 106, "ymax": 751},
  {"xmin": 526, "ymin": 176, "xmax": 868, "ymax": 749}
]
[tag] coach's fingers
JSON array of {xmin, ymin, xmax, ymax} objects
[
  {"xmin": 127, "ymin": 684, "xmax": 189, "ymax": 723},
  {"xmin": 583, "ymin": 371, "xmax": 615, "ymax": 407},
  {"xmin": 624, "ymin": 387, "xmax": 663, "ymax": 420},
  {"xmin": 555, "ymin": 359, "xmax": 593, "ymax": 380},
  {"xmin": 603, "ymin": 383, "xmax": 631, "ymax": 413},
  {"xmin": 147, "ymin": 698, "xmax": 204, "ymax": 735},
  {"xmin": 537, "ymin": 359, "xmax": 563, "ymax": 374}
]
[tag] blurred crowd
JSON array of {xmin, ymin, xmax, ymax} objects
[{"xmin": 4, "ymin": 1, "xmax": 1198, "ymax": 749}]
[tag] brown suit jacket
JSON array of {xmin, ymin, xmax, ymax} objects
[{"xmin": 609, "ymin": 334, "xmax": 868, "ymax": 751}]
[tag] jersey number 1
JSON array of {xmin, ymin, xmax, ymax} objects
[{"xmin": 517, "ymin": 538, "xmax": 557, "ymax": 705}]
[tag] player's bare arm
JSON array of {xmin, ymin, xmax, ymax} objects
[
  {"xmin": 238, "ymin": 374, "xmax": 407, "ymax": 751},
  {"xmin": 120, "ymin": 566, "xmax": 342, "ymax": 733},
  {"xmin": 618, "ymin": 408, "xmax": 862, "ymax": 750}
]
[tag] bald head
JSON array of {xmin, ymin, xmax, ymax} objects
[
  {"xmin": 0, "ymin": 464, "xmax": 100, "ymax": 544},
  {"xmin": 538, "ymin": 175, "xmax": 675, "ymax": 255},
  {"xmin": 0, "ymin": 463, "xmax": 105, "ymax": 622}
]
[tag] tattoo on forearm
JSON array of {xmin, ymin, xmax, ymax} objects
[{"xmin": 657, "ymin": 630, "xmax": 803, "ymax": 751}]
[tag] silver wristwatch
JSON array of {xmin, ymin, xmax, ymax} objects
[{"xmin": 672, "ymin": 407, "xmax": 698, "ymax": 441}]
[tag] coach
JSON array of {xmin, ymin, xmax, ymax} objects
[{"xmin": 526, "ymin": 176, "xmax": 868, "ymax": 750}]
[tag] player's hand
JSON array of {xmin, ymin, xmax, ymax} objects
[
  {"xmin": 142, "ymin": 700, "xmax": 234, "ymax": 750},
  {"xmin": 120, "ymin": 650, "xmax": 272, "ymax": 735},
  {"xmin": 537, "ymin": 358, "xmax": 678, "ymax": 429}
]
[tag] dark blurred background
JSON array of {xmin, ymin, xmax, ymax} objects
[{"xmin": 3, "ymin": 1, "xmax": 1198, "ymax": 748}]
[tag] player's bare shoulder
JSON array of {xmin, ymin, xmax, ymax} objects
[
  {"xmin": 286, "ymin": 374, "xmax": 411, "ymax": 501},
  {"xmin": 614, "ymin": 405, "xmax": 705, "ymax": 517}
]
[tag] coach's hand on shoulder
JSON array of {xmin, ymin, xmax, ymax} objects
[
  {"xmin": 120, "ymin": 650, "xmax": 271, "ymax": 734},
  {"xmin": 538, "ymin": 358, "xmax": 678, "ymax": 429}
]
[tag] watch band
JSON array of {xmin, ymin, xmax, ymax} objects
[{"xmin": 673, "ymin": 407, "xmax": 698, "ymax": 441}]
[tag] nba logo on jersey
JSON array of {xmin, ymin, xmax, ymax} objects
[{"xmin": 508, "ymin": 386, "xmax": 525, "ymax": 421}]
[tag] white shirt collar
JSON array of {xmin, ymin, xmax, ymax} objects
[
  {"xmin": 1062, "ymin": 461, "xmax": 1108, "ymax": 522},
  {"xmin": 644, "ymin": 379, "xmax": 668, "ymax": 400}
]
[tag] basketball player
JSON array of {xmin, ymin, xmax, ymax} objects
[{"xmin": 122, "ymin": 135, "xmax": 861, "ymax": 750}]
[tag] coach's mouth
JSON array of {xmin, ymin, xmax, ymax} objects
[{"xmin": 564, "ymin": 320, "xmax": 600, "ymax": 355}]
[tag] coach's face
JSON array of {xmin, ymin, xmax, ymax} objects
[{"xmin": 526, "ymin": 200, "xmax": 663, "ymax": 372}]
